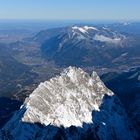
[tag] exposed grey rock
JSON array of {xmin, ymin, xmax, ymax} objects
[{"xmin": 0, "ymin": 67, "xmax": 137, "ymax": 140}]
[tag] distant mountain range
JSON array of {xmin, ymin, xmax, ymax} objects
[{"xmin": 32, "ymin": 24, "xmax": 140, "ymax": 68}]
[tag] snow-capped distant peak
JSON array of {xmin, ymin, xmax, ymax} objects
[
  {"xmin": 72, "ymin": 25, "xmax": 98, "ymax": 33},
  {"xmin": 72, "ymin": 26, "xmax": 88, "ymax": 33},
  {"xmin": 84, "ymin": 26, "xmax": 98, "ymax": 31},
  {"xmin": 94, "ymin": 34, "xmax": 121, "ymax": 44},
  {"xmin": 70, "ymin": 25, "xmax": 125, "ymax": 43}
]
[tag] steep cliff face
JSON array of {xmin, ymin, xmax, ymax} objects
[{"xmin": 0, "ymin": 67, "xmax": 137, "ymax": 140}]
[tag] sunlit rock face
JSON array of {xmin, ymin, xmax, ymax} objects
[{"xmin": 0, "ymin": 67, "xmax": 137, "ymax": 140}]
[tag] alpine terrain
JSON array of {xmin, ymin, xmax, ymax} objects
[
  {"xmin": 37, "ymin": 25, "xmax": 140, "ymax": 68},
  {"xmin": 0, "ymin": 67, "xmax": 137, "ymax": 140}
]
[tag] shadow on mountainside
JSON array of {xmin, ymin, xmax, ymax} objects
[
  {"xmin": 101, "ymin": 67, "xmax": 140, "ymax": 134},
  {"xmin": 0, "ymin": 97, "xmax": 22, "ymax": 129},
  {"xmin": 0, "ymin": 95, "xmax": 138, "ymax": 140}
]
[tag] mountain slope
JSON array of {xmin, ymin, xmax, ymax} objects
[
  {"xmin": 0, "ymin": 67, "xmax": 137, "ymax": 140},
  {"xmin": 101, "ymin": 67, "xmax": 140, "ymax": 135},
  {"xmin": 40, "ymin": 25, "xmax": 128, "ymax": 67},
  {"xmin": 34, "ymin": 25, "xmax": 140, "ymax": 68}
]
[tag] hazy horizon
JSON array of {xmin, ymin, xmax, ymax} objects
[{"xmin": 0, "ymin": 0, "xmax": 140, "ymax": 21}]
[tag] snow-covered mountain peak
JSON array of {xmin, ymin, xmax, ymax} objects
[
  {"xmin": 69, "ymin": 25, "xmax": 126, "ymax": 44},
  {"xmin": 72, "ymin": 26, "xmax": 87, "ymax": 33},
  {"xmin": 0, "ymin": 67, "xmax": 137, "ymax": 140},
  {"xmin": 72, "ymin": 25, "xmax": 98, "ymax": 34},
  {"xmin": 94, "ymin": 34, "xmax": 122, "ymax": 44},
  {"xmin": 84, "ymin": 26, "xmax": 98, "ymax": 31},
  {"xmin": 22, "ymin": 66, "xmax": 113, "ymax": 127}
]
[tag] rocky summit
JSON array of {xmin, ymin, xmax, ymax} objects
[{"xmin": 0, "ymin": 67, "xmax": 137, "ymax": 140}]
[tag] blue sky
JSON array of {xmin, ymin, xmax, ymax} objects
[{"xmin": 0, "ymin": 0, "xmax": 140, "ymax": 21}]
